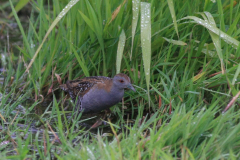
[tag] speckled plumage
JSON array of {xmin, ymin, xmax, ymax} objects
[{"xmin": 60, "ymin": 73, "xmax": 135, "ymax": 113}]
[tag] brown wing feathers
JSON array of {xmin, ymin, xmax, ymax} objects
[{"xmin": 60, "ymin": 76, "xmax": 112, "ymax": 102}]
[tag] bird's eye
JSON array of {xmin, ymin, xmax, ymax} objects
[{"xmin": 119, "ymin": 79, "xmax": 124, "ymax": 83}]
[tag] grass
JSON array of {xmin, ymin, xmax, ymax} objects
[{"xmin": 0, "ymin": 0, "xmax": 240, "ymax": 159}]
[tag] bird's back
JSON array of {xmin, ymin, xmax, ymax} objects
[{"xmin": 59, "ymin": 76, "xmax": 112, "ymax": 102}]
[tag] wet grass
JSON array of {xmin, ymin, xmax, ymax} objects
[{"xmin": 1, "ymin": 0, "xmax": 240, "ymax": 159}]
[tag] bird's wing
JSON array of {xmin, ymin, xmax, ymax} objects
[{"xmin": 60, "ymin": 76, "xmax": 111, "ymax": 101}]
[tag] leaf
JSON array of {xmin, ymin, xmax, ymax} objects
[
  {"xmin": 163, "ymin": 37, "xmax": 187, "ymax": 46},
  {"xmin": 8, "ymin": 0, "xmax": 30, "ymax": 18},
  {"xmin": 108, "ymin": 0, "xmax": 127, "ymax": 24},
  {"xmin": 182, "ymin": 15, "xmax": 239, "ymax": 49},
  {"xmin": 167, "ymin": 0, "xmax": 179, "ymax": 38},
  {"xmin": 141, "ymin": 2, "xmax": 151, "ymax": 92},
  {"xmin": 78, "ymin": 10, "xmax": 95, "ymax": 32},
  {"xmin": 130, "ymin": 0, "xmax": 140, "ymax": 60},
  {"xmin": 116, "ymin": 30, "xmax": 126, "ymax": 74}
]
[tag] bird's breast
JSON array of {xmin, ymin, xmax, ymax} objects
[{"xmin": 81, "ymin": 88, "xmax": 124, "ymax": 112}]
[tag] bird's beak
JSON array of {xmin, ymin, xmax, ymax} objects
[{"xmin": 127, "ymin": 84, "xmax": 136, "ymax": 92}]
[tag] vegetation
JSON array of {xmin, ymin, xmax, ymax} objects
[{"xmin": 0, "ymin": 0, "xmax": 240, "ymax": 159}]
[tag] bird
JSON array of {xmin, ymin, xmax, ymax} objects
[{"xmin": 60, "ymin": 73, "xmax": 136, "ymax": 113}]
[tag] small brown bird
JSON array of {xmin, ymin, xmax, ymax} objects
[{"xmin": 60, "ymin": 73, "xmax": 136, "ymax": 113}]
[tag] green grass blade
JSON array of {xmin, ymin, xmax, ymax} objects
[
  {"xmin": 163, "ymin": 37, "xmax": 187, "ymax": 46},
  {"xmin": 130, "ymin": 0, "xmax": 140, "ymax": 60},
  {"xmin": 9, "ymin": 0, "xmax": 32, "ymax": 56},
  {"xmin": 25, "ymin": 0, "xmax": 80, "ymax": 72},
  {"xmin": 116, "ymin": 29, "xmax": 126, "ymax": 74},
  {"xmin": 72, "ymin": 44, "xmax": 90, "ymax": 77},
  {"xmin": 78, "ymin": 10, "xmax": 95, "ymax": 32},
  {"xmin": 167, "ymin": 0, "xmax": 179, "ymax": 38},
  {"xmin": 8, "ymin": 0, "xmax": 30, "ymax": 18},
  {"xmin": 204, "ymin": 12, "xmax": 225, "ymax": 73},
  {"xmin": 140, "ymin": 2, "xmax": 151, "ymax": 92},
  {"xmin": 182, "ymin": 16, "xmax": 239, "ymax": 48}
]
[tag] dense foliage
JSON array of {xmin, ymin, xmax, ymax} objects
[{"xmin": 0, "ymin": 0, "xmax": 240, "ymax": 159}]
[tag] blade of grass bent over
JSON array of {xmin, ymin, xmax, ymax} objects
[
  {"xmin": 25, "ymin": 0, "xmax": 80, "ymax": 73},
  {"xmin": 182, "ymin": 16, "xmax": 239, "ymax": 49},
  {"xmin": 203, "ymin": 12, "xmax": 225, "ymax": 74}
]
